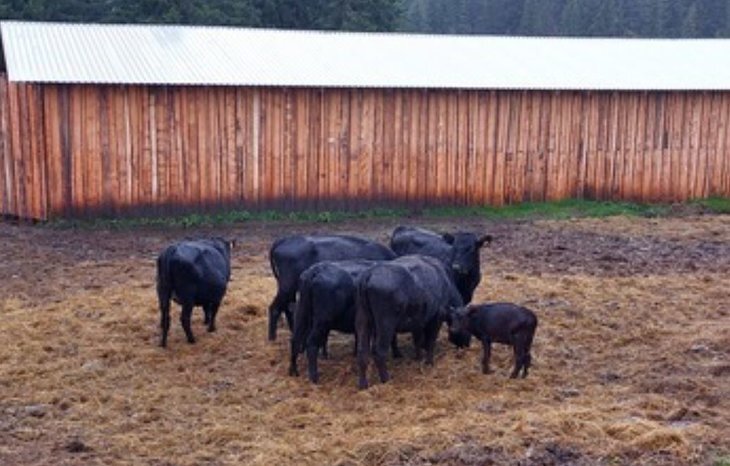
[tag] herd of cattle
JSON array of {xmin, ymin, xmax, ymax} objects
[{"xmin": 156, "ymin": 226, "xmax": 538, "ymax": 389}]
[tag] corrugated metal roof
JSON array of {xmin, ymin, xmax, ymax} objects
[{"xmin": 3, "ymin": 20, "xmax": 730, "ymax": 90}]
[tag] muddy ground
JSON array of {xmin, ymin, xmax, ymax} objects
[{"xmin": 0, "ymin": 213, "xmax": 728, "ymax": 465}]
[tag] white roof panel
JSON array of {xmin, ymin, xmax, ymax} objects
[{"xmin": 3, "ymin": 21, "xmax": 730, "ymax": 90}]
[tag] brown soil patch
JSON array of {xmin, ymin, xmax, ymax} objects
[{"xmin": 1, "ymin": 215, "xmax": 728, "ymax": 465}]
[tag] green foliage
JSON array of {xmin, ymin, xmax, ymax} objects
[
  {"xmin": 691, "ymin": 196, "xmax": 730, "ymax": 214},
  {"xmin": 46, "ymin": 198, "xmax": 729, "ymax": 230}
]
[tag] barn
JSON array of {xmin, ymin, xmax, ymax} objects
[{"xmin": 1, "ymin": 21, "xmax": 729, "ymax": 220}]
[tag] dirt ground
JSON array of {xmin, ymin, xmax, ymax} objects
[{"xmin": 0, "ymin": 213, "xmax": 728, "ymax": 465}]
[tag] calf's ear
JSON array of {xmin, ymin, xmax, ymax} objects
[
  {"xmin": 477, "ymin": 235, "xmax": 493, "ymax": 248},
  {"xmin": 442, "ymin": 233, "xmax": 455, "ymax": 244}
]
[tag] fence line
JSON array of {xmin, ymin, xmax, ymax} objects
[{"xmin": 0, "ymin": 75, "xmax": 728, "ymax": 220}]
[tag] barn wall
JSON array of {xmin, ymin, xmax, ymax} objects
[{"xmin": 1, "ymin": 74, "xmax": 729, "ymax": 220}]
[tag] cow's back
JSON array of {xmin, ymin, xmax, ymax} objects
[
  {"xmin": 165, "ymin": 242, "xmax": 230, "ymax": 303},
  {"xmin": 390, "ymin": 227, "xmax": 452, "ymax": 265}
]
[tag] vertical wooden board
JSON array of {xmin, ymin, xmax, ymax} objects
[
  {"xmin": 406, "ymin": 90, "xmax": 418, "ymax": 203},
  {"xmin": 435, "ymin": 91, "xmax": 447, "ymax": 202},
  {"xmin": 574, "ymin": 93, "xmax": 589, "ymax": 199},
  {"xmin": 87, "ymin": 87, "xmax": 101, "ymax": 210},
  {"xmin": 655, "ymin": 93, "xmax": 668, "ymax": 201},
  {"xmin": 107, "ymin": 86, "xmax": 122, "ymax": 212},
  {"xmin": 697, "ymin": 92, "xmax": 713, "ymax": 198},
  {"xmin": 200, "ymin": 88, "xmax": 213, "ymax": 206},
  {"xmin": 12, "ymin": 83, "xmax": 30, "ymax": 218},
  {"xmin": 42, "ymin": 86, "xmax": 60, "ymax": 216},
  {"xmin": 411, "ymin": 90, "xmax": 425, "ymax": 205},
  {"xmin": 622, "ymin": 93, "xmax": 637, "ymax": 200},
  {"xmin": 446, "ymin": 92, "xmax": 459, "ymax": 204},
  {"xmin": 283, "ymin": 88, "xmax": 295, "ymax": 206},
  {"xmin": 425, "ymin": 90, "xmax": 439, "ymax": 203},
  {"xmin": 453, "ymin": 91, "xmax": 466, "ymax": 204},
  {"xmin": 537, "ymin": 91, "xmax": 552, "ymax": 201},
  {"xmin": 391, "ymin": 90, "xmax": 404, "ymax": 201},
  {"xmin": 372, "ymin": 89, "xmax": 386, "ymax": 203},
  {"xmin": 514, "ymin": 91, "xmax": 530, "ymax": 203},
  {"xmin": 471, "ymin": 92, "xmax": 486, "ymax": 204},
  {"xmin": 668, "ymin": 93, "xmax": 683, "ymax": 201},
  {"xmin": 97, "ymin": 87, "xmax": 112, "ymax": 211},
  {"xmin": 331, "ymin": 89, "xmax": 344, "ymax": 203},
  {"xmin": 378, "ymin": 89, "xmax": 392, "ymax": 201},
  {"xmin": 582, "ymin": 93, "xmax": 597, "ymax": 199},
  {"xmin": 688, "ymin": 93, "xmax": 702, "ymax": 199},
  {"xmin": 345, "ymin": 89, "xmax": 360, "ymax": 203},
  {"xmin": 337, "ymin": 90, "xmax": 351, "ymax": 207},
  {"xmin": 236, "ymin": 88, "xmax": 251, "ymax": 204},
  {"xmin": 659, "ymin": 93, "xmax": 672, "ymax": 201},
  {"xmin": 545, "ymin": 92, "xmax": 561, "ymax": 201},
  {"xmin": 715, "ymin": 93, "xmax": 730, "ymax": 196},
  {"xmin": 70, "ymin": 87, "xmax": 85, "ymax": 213},
  {"xmin": 24, "ymin": 85, "xmax": 40, "ymax": 219},
  {"xmin": 605, "ymin": 92, "xmax": 625, "ymax": 200},
  {"xmin": 0, "ymin": 78, "xmax": 11, "ymax": 215},
  {"xmin": 306, "ymin": 88, "xmax": 320, "ymax": 206},
  {"xmin": 555, "ymin": 92, "xmax": 571, "ymax": 201},
  {"xmin": 223, "ymin": 88, "xmax": 237, "ymax": 204},
  {"xmin": 395, "ymin": 89, "xmax": 407, "ymax": 203},
  {"xmin": 502, "ymin": 91, "xmax": 516, "ymax": 203},
  {"xmin": 495, "ymin": 92, "xmax": 512, "ymax": 205},
  {"xmin": 484, "ymin": 91, "xmax": 499, "ymax": 204},
  {"xmin": 464, "ymin": 91, "xmax": 478, "ymax": 204},
  {"xmin": 157, "ymin": 87, "xmax": 172, "ymax": 206},
  {"xmin": 523, "ymin": 92, "xmax": 538, "ymax": 201},
  {"xmin": 720, "ymin": 92, "xmax": 730, "ymax": 197},
  {"xmin": 357, "ymin": 90, "xmax": 372, "ymax": 205}
]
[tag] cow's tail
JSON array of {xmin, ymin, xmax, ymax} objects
[
  {"xmin": 156, "ymin": 248, "xmax": 172, "ymax": 297},
  {"xmin": 268, "ymin": 237, "xmax": 286, "ymax": 282},
  {"xmin": 355, "ymin": 268, "xmax": 375, "ymax": 354},
  {"xmin": 291, "ymin": 268, "xmax": 317, "ymax": 355}
]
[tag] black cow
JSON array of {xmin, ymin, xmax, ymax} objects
[
  {"xmin": 289, "ymin": 259, "xmax": 401, "ymax": 384},
  {"xmin": 390, "ymin": 226, "xmax": 492, "ymax": 304},
  {"xmin": 268, "ymin": 235, "xmax": 396, "ymax": 341},
  {"xmin": 447, "ymin": 303, "xmax": 538, "ymax": 378},
  {"xmin": 156, "ymin": 238, "xmax": 234, "ymax": 348},
  {"xmin": 355, "ymin": 255, "xmax": 463, "ymax": 389}
]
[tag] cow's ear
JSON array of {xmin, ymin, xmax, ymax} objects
[
  {"xmin": 466, "ymin": 305, "xmax": 479, "ymax": 316},
  {"xmin": 477, "ymin": 235, "xmax": 493, "ymax": 248},
  {"xmin": 442, "ymin": 233, "xmax": 455, "ymax": 244}
]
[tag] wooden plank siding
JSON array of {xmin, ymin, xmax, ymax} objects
[{"xmin": 0, "ymin": 75, "xmax": 729, "ymax": 220}]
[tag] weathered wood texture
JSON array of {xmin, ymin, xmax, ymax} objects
[{"xmin": 0, "ymin": 75, "xmax": 729, "ymax": 220}]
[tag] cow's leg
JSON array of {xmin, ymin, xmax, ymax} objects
[
  {"xmin": 391, "ymin": 335, "xmax": 403, "ymax": 359},
  {"xmin": 203, "ymin": 305, "xmax": 211, "ymax": 326},
  {"xmin": 412, "ymin": 330, "xmax": 424, "ymax": 361},
  {"xmin": 289, "ymin": 335, "xmax": 300, "ymax": 377},
  {"xmin": 423, "ymin": 319, "xmax": 441, "ymax": 366},
  {"xmin": 207, "ymin": 300, "xmax": 221, "ymax": 333},
  {"xmin": 481, "ymin": 337, "xmax": 492, "ymax": 374},
  {"xmin": 181, "ymin": 303, "xmax": 195, "ymax": 344},
  {"xmin": 511, "ymin": 332, "xmax": 529, "ymax": 379},
  {"xmin": 320, "ymin": 329, "xmax": 330, "ymax": 359},
  {"xmin": 373, "ymin": 329, "xmax": 392, "ymax": 384},
  {"xmin": 356, "ymin": 326, "xmax": 371, "ymax": 390},
  {"xmin": 306, "ymin": 328, "xmax": 327, "ymax": 384},
  {"xmin": 268, "ymin": 290, "xmax": 293, "ymax": 341},
  {"xmin": 158, "ymin": 287, "xmax": 171, "ymax": 348}
]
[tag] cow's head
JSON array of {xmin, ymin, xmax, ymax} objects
[
  {"xmin": 442, "ymin": 232, "xmax": 492, "ymax": 303},
  {"xmin": 444, "ymin": 305, "xmax": 473, "ymax": 348}
]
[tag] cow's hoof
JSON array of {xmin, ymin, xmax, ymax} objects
[
  {"xmin": 187, "ymin": 338, "xmax": 196, "ymax": 344},
  {"xmin": 358, "ymin": 380, "xmax": 369, "ymax": 390},
  {"xmin": 207, "ymin": 326, "xmax": 216, "ymax": 333},
  {"xmin": 288, "ymin": 367, "xmax": 298, "ymax": 377}
]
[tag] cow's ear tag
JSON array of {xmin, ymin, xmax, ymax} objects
[{"xmin": 229, "ymin": 239, "xmax": 238, "ymax": 249}]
